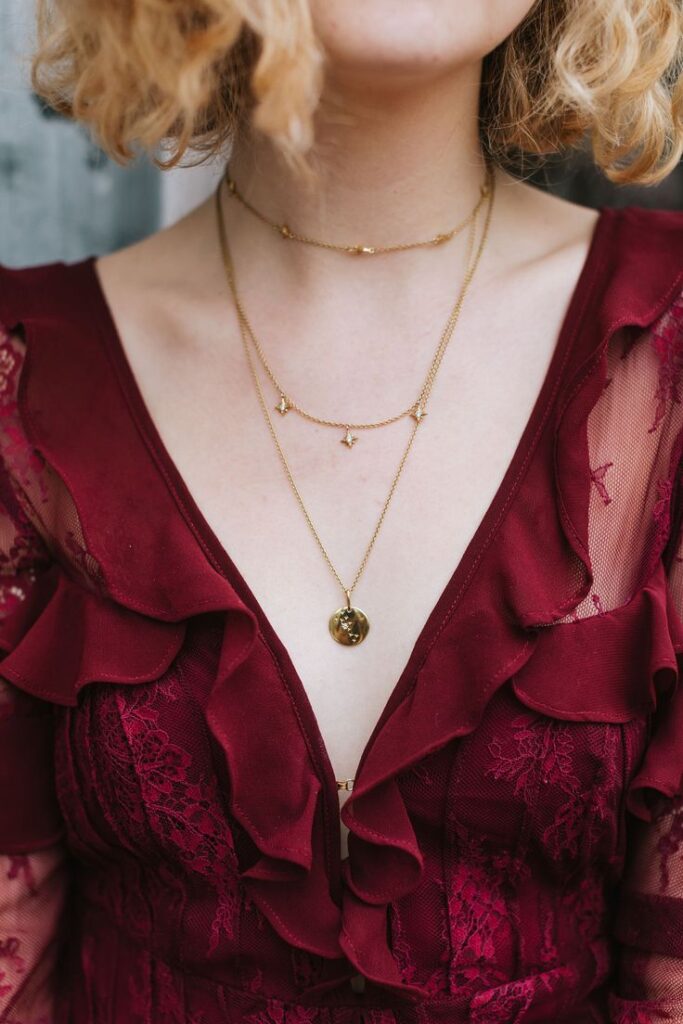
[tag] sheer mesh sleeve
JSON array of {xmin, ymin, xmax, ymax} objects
[
  {"xmin": 0, "ymin": 322, "xmax": 70, "ymax": 1023},
  {"xmin": 609, "ymin": 452, "xmax": 683, "ymax": 1023}
]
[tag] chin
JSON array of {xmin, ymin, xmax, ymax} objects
[{"xmin": 310, "ymin": 0, "xmax": 538, "ymax": 85}]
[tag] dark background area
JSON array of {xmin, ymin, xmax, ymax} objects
[{"xmin": 537, "ymin": 148, "xmax": 683, "ymax": 210}]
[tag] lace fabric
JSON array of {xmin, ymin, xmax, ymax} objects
[
  {"xmin": 0, "ymin": 215, "xmax": 682, "ymax": 1022},
  {"xmin": 0, "ymin": 328, "xmax": 71, "ymax": 1023},
  {"xmin": 0, "ymin": 846, "xmax": 68, "ymax": 1024}
]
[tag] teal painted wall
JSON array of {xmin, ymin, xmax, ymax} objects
[{"xmin": 0, "ymin": 2, "xmax": 161, "ymax": 267}]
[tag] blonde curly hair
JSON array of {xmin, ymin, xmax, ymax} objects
[{"xmin": 32, "ymin": 0, "xmax": 683, "ymax": 185}]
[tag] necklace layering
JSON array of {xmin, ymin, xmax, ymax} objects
[{"xmin": 214, "ymin": 168, "xmax": 495, "ymax": 658}]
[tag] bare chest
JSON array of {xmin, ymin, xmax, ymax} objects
[{"xmin": 104, "ymin": 294, "xmax": 568, "ymax": 784}]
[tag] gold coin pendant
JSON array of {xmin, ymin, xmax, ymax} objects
[{"xmin": 329, "ymin": 604, "xmax": 370, "ymax": 646}]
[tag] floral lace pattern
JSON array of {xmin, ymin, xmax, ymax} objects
[
  {"xmin": 649, "ymin": 293, "xmax": 683, "ymax": 434},
  {"xmin": 112, "ymin": 682, "xmax": 240, "ymax": 954},
  {"xmin": 657, "ymin": 797, "xmax": 683, "ymax": 890},
  {"xmin": 486, "ymin": 714, "xmax": 586, "ymax": 859}
]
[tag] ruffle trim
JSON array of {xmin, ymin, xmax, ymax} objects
[
  {"xmin": 0, "ymin": 551, "xmax": 347, "ymax": 959},
  {"xmin": 2, "ymin": 520, "xmax": 681, "ymax": 995},
  {"xmin": 1, "ymin": 217, "xmax": 683, "ymax": 998}
]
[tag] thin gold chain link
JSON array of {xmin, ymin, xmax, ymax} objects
[
  {"xmin": 223, "ymin": 172, "xmax": 493, "ymax": 432},
  {"xmin": 215, "ymin": 173, "xmax": 496, "ymax": 604},
  {"xmin": 225, "ymin": 171, "xmax": 489, "ymax": 256}
]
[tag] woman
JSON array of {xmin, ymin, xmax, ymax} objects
[{"xmin": 0, "ymin": 0, "xmax": 682, "ymax": 1020}]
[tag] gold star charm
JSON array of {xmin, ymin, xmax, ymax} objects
[
  {"xmin": 275, "ymin": 395, "xmax": 290, "ymax": 415},
  {"xmin": 411, "ymin": 403, "xmax": 427, "ymax": 423},
  {"xmin": 341, "ymin": 427, "xmax": 358, "ymax": 449}
]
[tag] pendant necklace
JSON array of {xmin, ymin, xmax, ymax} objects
[{"xmin": 214, "ymin": 172, "xmax": 495, "ymax": 646}]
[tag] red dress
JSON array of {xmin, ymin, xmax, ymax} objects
[{"xmin": 1, "ymin": 205, "xmax": 683, "ymax": 1024}]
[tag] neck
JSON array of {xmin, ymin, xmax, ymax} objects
[{"xmin": 226, "ymin": 62, "xmax": 489, "ymax": 278}]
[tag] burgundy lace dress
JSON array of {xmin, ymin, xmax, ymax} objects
[{"xmin": 1, "ymin": 206, "xmax": 683, "ymax": 1024}]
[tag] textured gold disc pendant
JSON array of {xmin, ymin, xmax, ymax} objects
[{"xmin": 329, "ymin": 595, "xmax": 370, "ymax": 646}]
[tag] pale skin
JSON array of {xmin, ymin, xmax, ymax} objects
[{"xmin": 96, "ymin": 0, "xmax": 600, "ymax": 859}]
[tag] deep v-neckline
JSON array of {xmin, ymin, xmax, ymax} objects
[{"xmin": 87, "ymin": 207, "xmax": 611, "ymax": 870}]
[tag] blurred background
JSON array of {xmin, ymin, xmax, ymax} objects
[
  {"xmin": 0, "ymin": 1, "xmax": 224, "ymax": 267},
  {"xmin": 2, "ymin": 1, "xmax": 682, "ymax": 268}
]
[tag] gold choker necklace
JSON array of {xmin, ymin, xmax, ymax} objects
[{"xmin": 224, "ymin": 171, "xmax": 490, "ymax": 257}]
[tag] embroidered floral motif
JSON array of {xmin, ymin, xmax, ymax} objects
[
  {"xmin": 656, "ymin": 795, "xmax": 683, "ymax": 891},
  {"xmin": 0, "ymin": 338, "xmax": 19, "ymax": 405},
  {"xmin": 0, "ymin": 971, "xmax": 12, "ymax": 1000},
  {"xmin": 0, "ymin": 854, "xmax": 51, "ymax": 1021},
  {"xmin": 447, "ymin": 825, "xmax": 524, "ymax": 995},
  {"xmin": 448, "ymin": 859, "xmax": 511, "ymax": 992},
  {"xmin": 569, "ymin": 873, "xmax": 606, "ymax": 945},
  {"xmin": 486, "ymin": 715, "xmax": 586, "ymax": 860},
  {"xmin": 537, "ymin": 912, "xmax": 559, "ymax": 970},
  {"xmin": 487, "ymin": 715, "xmax": 575, "ymax": 802},
  {"xmin": 390, "ymin": 882, "xmax": 449, "ymax": 995},
  {"xmin": 583, "ymin": 728, "xmax": 623, "ymax": 858},
  {"xmin": 591, "ymin": 461, "xmax": 614, "ymax": 505},
  {"xmin": 649, "ymin": 294, "xmax": 683, "ymax": 434},
  {"xmin": 244, "ymin": 1000, "xmax": 319, "ymax": 1024},
  {"xmin": 652, "ymin": 477, "xmax": 675, "ymax": 562},
  {"xmin": 468, "ymin": 977, "xmax": 538, "ymax": 1023},
  {"xmin": 79, "ymin": 677, "xmax": 243, "ymax": 958},
  {"xmin": 114, "ymin": 682, "xmax": 241, "ymax": 954},
  {"xmin": 6, "ymin": 856, "xmax": 37, "ymax": 895},
  {"xmin": 63, "ymin": 529, "xmax": 106, "ymax": 587},
  {"xmin": 608, "ymin": 995, "xmax": 669, "ymax": 1023},
  {"xmin": 0, "ymin": 330, "xmax": 107, "ymax": 597},
  {"xmin": 0, "ymin": 334, "xmax": 49, "ymax": 507}
]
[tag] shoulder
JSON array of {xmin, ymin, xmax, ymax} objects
[
  {"xmin": 493, "ymin": 176, "xmax": 683, "ymax": 340},
  {"xmin": 0, "ymin": 259, "xmax": 100, "ymax": 334},
  {"xmin": 491, "ymin": 178, "xmax": 683, "ymax": 389},
  {"xmin": 603, "ymin": 204, "xmax": 683, "ymax": 287},
  {"xmin": 502, "ymin": 174, "xmax": 683, "ymax": 270},
  {"xmin": 608, "ymin": 203, "xmax": 683, "ymax": 248},
  {"xmin": 523, "ymin": 192, "xmax": 683, "ymax": 336},
  {"xmin": 0, "ymin": 259, "xmax": 127, "ymax": 531},
  {"xmin": 592, "ymin": 205, "xmax": 683, "ymax": 340}
]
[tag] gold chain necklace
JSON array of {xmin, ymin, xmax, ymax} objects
[
  {"xmin": 214, "ymin": 173, "xmax": 495, "ymax": 648},
  {"xmin": 224, "ymin": 171, "xmax": 489, "ymax": 256},
  {"xmin": 223, "ymin": 173, "xmax": 493, "ymax": 446}
]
